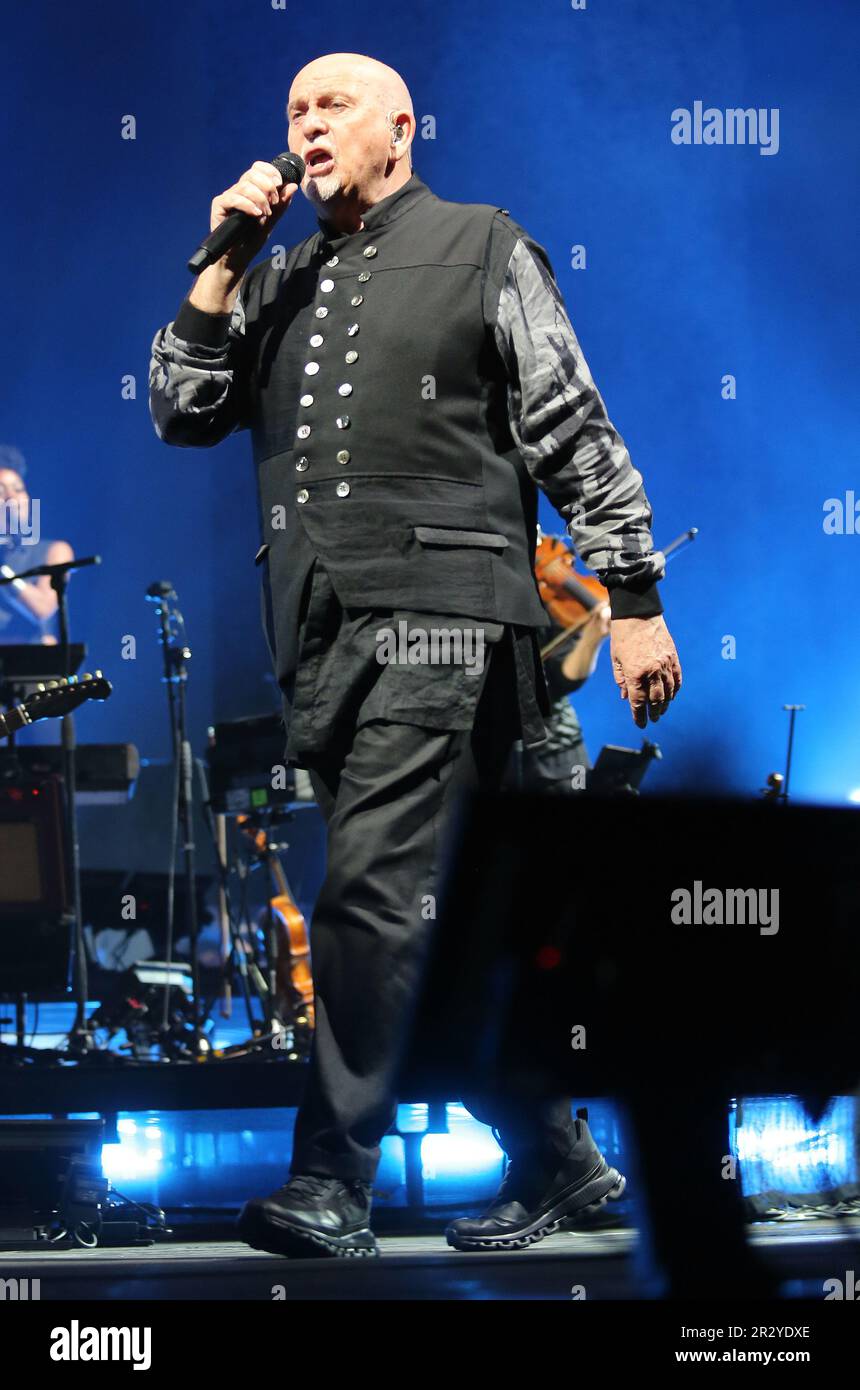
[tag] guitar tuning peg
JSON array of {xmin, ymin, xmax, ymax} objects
[
  {"xmin": 94, "ymin": 669, "xmax": 103, "ymax": 678},
  {"xmin": 82, "ymin": 672, "xmax": 92, "ymax": 682},
  {"xmin": 47, "ymin": 679, "xmax": 59, "ymax": 688},
  {"xmin": 37, "ymin": 682, "xmax": 46, "ymax": 693}
]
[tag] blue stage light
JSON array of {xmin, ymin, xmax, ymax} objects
[
  {"xmin": 421, "ymin": 1128, "xmax": 503, "ymax": 1182},
  {"xmin": 101, "ymin": 1117, "xmax": 165, "ymax": 1182}
]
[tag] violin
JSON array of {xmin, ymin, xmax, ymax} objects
[
  {"xmin": 534, "ymin": 534, "xmax": 609, "ymax": 659},
  {"xmin": 534, "ymin": 526, "xmax": 698, "ymax": 660},
  {"xmin": 238, "ymin": 815, "xmax": 315, "ymax": 1031}
]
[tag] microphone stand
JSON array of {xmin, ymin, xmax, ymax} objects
[
  {"xmin": 147, "ymin": 585, "xmax": 203, "ymax": 1052},
  {"xmin": 3, "ymin": 554, "xmax": 104, "ymax": 1051},
  {"xmin": 781, "ymin": 704, "xmax": 805, "ymax": 804}
]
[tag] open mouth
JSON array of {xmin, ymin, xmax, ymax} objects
[{"xmin": 307, "ymin": 151, "xmax": 335, "ymax": 176}]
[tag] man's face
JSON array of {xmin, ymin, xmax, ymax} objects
[
  {"xmin": 0, "ymin": 468, "xmax": 28, "ymax": 537},
  {"xmin": 287, "ymin": 61, "xmax": 393, "ymax": 208}
]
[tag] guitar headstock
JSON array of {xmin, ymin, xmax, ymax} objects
[{"xmin": 23, "ymin": 671, "xmax": 112, "ymax": 721}]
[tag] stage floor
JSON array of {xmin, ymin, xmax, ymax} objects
[{"xmin": 3, "ymin": 1218, "xmax": 858, "ymax": 1300}]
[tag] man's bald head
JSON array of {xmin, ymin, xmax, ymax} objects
[
  {"xmin": 290, "ymin": 53, "xmax": 414, "ymax": 124},
  {"xmin": 287, "ymin": 53, "xmax": 416, "ymax": 225}
]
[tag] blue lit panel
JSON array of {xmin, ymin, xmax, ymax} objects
[
  {"xmin": 85, "ymin": 1099, "xmax": 629, "ymax": 1210},
  {"xmin": 732, "ymin": 1097, "xmax": 858, "ymax": 1196},
  {"xmin": 4, "ymin": 1094, "xmax": 853, "ymax": 1213},
  {"xmin": 420, "ymin": 1106, "xmax": 506, "ymax": 1205}
]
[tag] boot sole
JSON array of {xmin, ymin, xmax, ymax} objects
[
  {"xmin": 237, "ymin": 1203, "xmax": 379, "ymax": 1260},
  {"xmin": 445, "ymin": 1164, "xmax": 626, "ymax": 1252}
]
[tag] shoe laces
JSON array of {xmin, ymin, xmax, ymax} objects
[
  {"xmin": 287, "ymin": 1173, "xmax": 370, "ymax": 1201},
  {"xmin": 286, "ymin": 1173, "xmax": 342, "ymax": 1199}
]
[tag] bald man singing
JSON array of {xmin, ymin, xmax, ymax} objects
[{"xmin": 150, "ymin": 53, "xmax": 681, "ymax": 1258}]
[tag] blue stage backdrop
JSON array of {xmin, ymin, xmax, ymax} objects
[{"xmin": 2, "ymin": 0, "xmax": 857, "ymax": 833}]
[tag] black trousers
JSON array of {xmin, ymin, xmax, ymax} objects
[{"xmin": 289, "ymin": 621, "xmax": 575, "ymax": 1184}]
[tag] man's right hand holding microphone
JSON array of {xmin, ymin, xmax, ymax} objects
[{"xmin": 187, "ymin": 157, "xmax": 303, "ymax": 315}]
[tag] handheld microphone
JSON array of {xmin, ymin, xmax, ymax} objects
[{"xmin": 186, "ymin": 152, "xmax": 305, "ymax": 275}]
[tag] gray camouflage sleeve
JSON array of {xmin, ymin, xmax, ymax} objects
[
  {"xmin": 149, "ymin": 292, "xmax": 250, "ymax": 448},
  {"xmin": 487, "ymin": 216, "xmax": 665, "ymax": 619}
]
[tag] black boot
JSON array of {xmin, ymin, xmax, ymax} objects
[
  {"xmin": 445, "ymin": 1113, "xmax": 625, "ymax": 1251},
  {"xmin": 238, "ymin": 1173, "xmax": 378, "ymax": 1259}
]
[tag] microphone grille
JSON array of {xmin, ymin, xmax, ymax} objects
[{"xmin": 272, "ymin": 152, "xmax": 305, "ymax": 184}]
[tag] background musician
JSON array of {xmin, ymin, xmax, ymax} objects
[
  {"xmin": 515, "ymin": 588, "xmax": 612, "ymax": 794},
  {"xmin": 0, "ymin": 445, "xmax": 74, "ymax": 646}
]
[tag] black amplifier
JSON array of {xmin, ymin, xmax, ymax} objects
[
  {"xmin": 0, "ymin": 744, "xmax": 139, "ymax": 805},
  {"xmin": 0, "ymin": 775, "xmax": 70, "ymax": 995},
  {"xmin": 207, "ymin": 713, "xmax": 314, "ymax": 816}
]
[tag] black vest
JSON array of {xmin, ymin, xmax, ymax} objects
[{"xmin": 241, "ymin": 175, "xmax": 548, "ymax": 688}]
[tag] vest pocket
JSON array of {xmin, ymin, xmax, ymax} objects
[{"xmin": 413, "ymin": 526, "xmax": 509, "ymax": 551}]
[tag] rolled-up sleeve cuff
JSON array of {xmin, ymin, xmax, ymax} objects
[
  {"xmin": 607, "ymin": 580, "xmax": 664, "ymax": 620},
  {"xmin": 172, "ymin": 300, "xmax": 232, "ymax": 348}
]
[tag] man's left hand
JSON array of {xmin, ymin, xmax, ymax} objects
[{"xmin": 610, "ymin": 615, "xmax": 682, "ymax": 728}]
